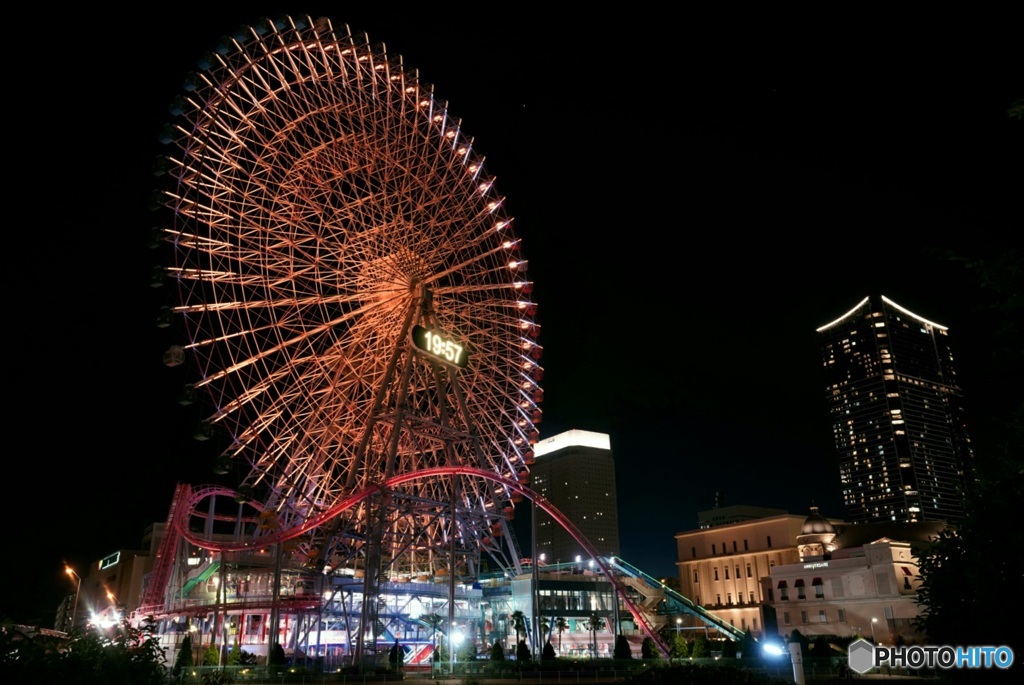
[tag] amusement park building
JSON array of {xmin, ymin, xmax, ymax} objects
[
  {"xmin": 817, "ymin": 295, "xmax": 974, "ymax": 526},
  {"xmin": 63, "ymin": 514, "xmax": 678, "ymax": 668},
  {"xmin": 530, "ymin": 430, "xmax": 620, "ymax": 564}
]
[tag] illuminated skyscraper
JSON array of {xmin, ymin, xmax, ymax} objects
[
  {"xmin": 530, "ymin": 429, "xmax": 620, "ymax": 563},
  {"xmin": 817, "ymin": 295, "xmax": 973, "ymax": 525}
]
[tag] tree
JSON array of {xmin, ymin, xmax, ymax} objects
[
  {"xmin": 490, "ymin": 640, "xmax": 505, "ymax": 661},
  {"xmin": 738, "ymin": 630, "xmax": 758, "ymax": 659},
  {"xmin": 457, "ymin": 637, "xmax": 477, "ymax": 662},
  {"xmin": 388, "ymin": 640, "xmax": 402, "ymax": 671},
  {"xmin": 554, "ymin": 617, "xmax": 568, "ymax": 654},
  {"xmin": 268, "ymin": 642, "xmax": 286, "ymax": 675},
  {"xmin": 510, "ymin": 610, "xmax": 527, "ymax": 647},
  {"xmin": 542, "ymin": 641, "xmax": 557, "ymax": 660},
  {"xmin": 226, "ymin": 636, "xmax": 242, "ymax": 665},
  {"xmin": 669, "ymin": 633, "xmax": 690, "ymax": 661},
  {"xmin": 516, "ymin": 639, "xmax": 531, "ymax": 663},
  {"xmin": 914, "ymin": 236, "xmax": 1023, "ymax": 680},
  {"xmin": 809, "ymin": 636, "xmax": 831, "ymax": 658},
  {"xmin": 423, "ymin": 613, "xmax": 443, "ymax": 663},
  {"xmin": 616, "ymin": 634, "xmax": 634, "ymax": 660},
  {"xmin": 691, "ymin": 634, "xmax": 709, "ymax": 658},
  {"xmin": 202, "ymin": 643, "xmax": 219, "ymax": 667},
  {"xmin": 173, "ymin": 633, "xmax": 194, "ymax": 677},
  {"xmin": 585, "ymin": 614, "xmax": 605, "ymax": 659},
  {"xmin": 1, "ymin": 616, "xmax": 169, "ymax": 685}
]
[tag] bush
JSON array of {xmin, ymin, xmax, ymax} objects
[
  {"xmin": 1, "ymin": 617, "xmax": 168, "ymax": 685},
  {"xmin": 621, "ymin": 662, "xmax": 793, "ymax": 684},
  {"xmin": 173, "ymin": 633, "xmax": 194, "ymax": 676}
]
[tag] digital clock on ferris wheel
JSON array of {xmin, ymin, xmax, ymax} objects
[{"xmin": 411, "ymin": 325, "xmax": 469, "ymax": 369}]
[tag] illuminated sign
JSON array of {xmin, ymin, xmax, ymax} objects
[
  {"xmin": 411, "ymin": 325, "xmax": 468, "ymax": 368},
  {"xmin": 99, "ymin": 552, "xmax": 121, "ymax": 571}
]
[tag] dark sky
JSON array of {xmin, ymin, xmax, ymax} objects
[{"xmin": 5, "ymin": 5, "xmax": 1020, "ymax": 626}]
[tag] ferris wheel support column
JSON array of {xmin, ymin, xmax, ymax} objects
[
  {"xmin": 531, "ymin": 498, "xmax": 540, "ymax": 655},
  {"xmin": 447, "ymin": 477, "xmax": 460, "ymax": 674},
  {"xmin": 358, "ymin": 492, "xmax": 387, "ymax": 671},
  {"xmin": 345, "ymin": 297, "xmax": 421, "ymax": 490},
  {"xmin": 269, "ymin": 543, "xmax": 283, "ymax": 664}
]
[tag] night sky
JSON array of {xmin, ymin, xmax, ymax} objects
[{"xmin": 5, "ymin": 5, "xmax": 1020, "ymax": 627}]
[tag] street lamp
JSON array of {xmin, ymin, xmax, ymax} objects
[
  {"xmin": 870, "ymin": 617, "xmax": 878, "ymax": 644},
  {"xmin": 65, "ymin": 566, "xmax": 81, "ymax": 631},
  {"xmin": 451, "ymin": 628, "xmax": 463, "ymax": 674},
  {"xmin": 676, "ymin": 618, "xmax": 682, "ymax": 638}
]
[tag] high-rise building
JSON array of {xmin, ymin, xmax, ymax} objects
[
  {"xmin": 530, "ymin": 429, "xmax": 620, "ymax": 563},
  {"xmin": 817, "ymin": 295, "xmax": 973, "ymax": 525}
]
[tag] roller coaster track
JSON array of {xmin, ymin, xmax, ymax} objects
[
  {"xmin": 604, "ymin": 556, "xmax": 746, "ymax": 642},
  {"xmin": 137, "ymin": 469, "xmax": 695, "ymax": 656}
]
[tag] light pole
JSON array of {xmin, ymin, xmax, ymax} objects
[
  {"xmin": 676, "ymin": 617, "xmax": 682, "ymax": 638},
  {"xmin": 65, "ymin": 566, "xmax": 81, "ymax": 631},
  {"xmin": 870, "ymin": 617, "xmax": 878, "ymax": 644}
]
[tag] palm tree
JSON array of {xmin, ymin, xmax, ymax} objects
[
  {"xmin": 423, "ymin": 613, "xmax": 443, "ymax": 662},
  {"xmin": 554, "ymin": 617, "xmax": 568, "ymax": 655},
  {"xmin": 586, "ymin": 614, "xmax": 605, "ymax": 659},
  {"xmin": 510, "ymin": 610, "xmax": 527, "ymax": 647}
]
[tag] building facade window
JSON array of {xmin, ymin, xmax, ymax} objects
[
  {"xmin": 818, "ymin": 610, "xmax": 827, "ymax": 623},
  {"xmin": 714, "ymin": 568, "xmax": 719, "ymax": 581},
  {"xmin": 767, "ymin": 536, "xmax": 772, "ymax": 548},
  {"xmin": 693, "ymin": 571, "xmax": 698, "ymax": 583},
  {"xmin": 725, "ymin": 567, "xmax": 730, "ymax": 579},
  {"xmin": 744, "ymin": 539, "xmax": 749, "ymax": 551},
  {"xmin": 746, "ymin": 564, "xmax": 752, "ymax": 578},
  {"xmin": 801, "ymin": 611, "xmax": 808, "ymax": 624},
  {"xmin": 783, "ymin": 612, "xmax": 791, "ymax": 625},
  {"xmin": 838, "ymin": 609, "xmax": 846, "ymax": 623}
]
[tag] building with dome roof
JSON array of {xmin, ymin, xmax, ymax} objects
[
  {"xmin": 674, "ymin": 502, "xmax": 940, "ymax": 644},
  {"xmin": 673, "ymin": 503, "xmax": 848, "ymax": 639},
  {"xmin": 796, "ymin": 504, "xmax": 837, "ymax": 561},
  {"xmin": 761, "ymin": 506, "xmax": 940, "ymax": 645}
]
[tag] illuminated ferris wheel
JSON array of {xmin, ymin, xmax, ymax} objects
[{"xmin": 153, "ymin": 15, "xmax": 543, "ymax": 582}]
